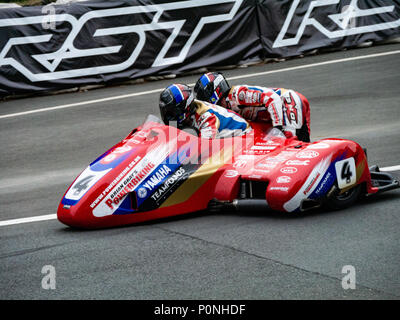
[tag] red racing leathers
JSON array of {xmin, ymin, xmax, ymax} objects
[{"xmin": 224, "ymin": 85, "xmax": 311, "ymax": 142}]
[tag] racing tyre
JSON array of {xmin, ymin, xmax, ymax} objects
[{"xmin": 325, "ymin": 183, "xmax": 362, "ymax": 211}]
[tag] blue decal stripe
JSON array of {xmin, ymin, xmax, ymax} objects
[
  {"xmin": 309, "ymin": 153, "xmax": 347, "ymax": 199},
  {"xmin": 170, "ymin": 85, "xmax": 184, "ymax": 104},
  {"xmin": 200, "ymin": 74, "xmax": 210, "ymax": 86},
  {"xmin": 112, "ymin": 150, "xmax": 187, "ymax": 215},
  {"xmin": 211, "ymin": 92, "xmax": 219, "ymax": 102},
  {"xmin": 61, "ymin": 198, "xmax": 78, "ymax": 206},
  {"xmin": 208, "ymin": 109, "xmax": 247, "ymax": 131},
  {"xmin": 248, "ymin": 86, "xmax": 263, "ymax": 92},
  {"xmin": 90, "ymin": 151, "xmax": 133, "ymax": 172}
]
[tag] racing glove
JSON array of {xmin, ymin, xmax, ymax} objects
[
  {"xmin": 283, "ymin": 130, "xmax": 294, "ymax": 139},
  {"xmin": 275, "ymin": 126, "xmax": 296, "ymax": 140}
]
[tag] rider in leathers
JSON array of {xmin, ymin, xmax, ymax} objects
[
  {"xmin": 194, "ymin": 72, "xmax": 311, "ymax": 142},
  {"xmin": 159, "ymin": 83, "xmax": 251, "ymax": 139}
]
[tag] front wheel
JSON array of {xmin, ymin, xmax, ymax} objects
[{"xmin": 325, "ymin": 183, "xmax": 362, "ymax": 210}]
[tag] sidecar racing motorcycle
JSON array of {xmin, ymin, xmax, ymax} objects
[{"xmin": 57, "ymin": 115, "xmax": 399, "ymax": 228}]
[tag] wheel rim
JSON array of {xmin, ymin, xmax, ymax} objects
[{"xmin": 336, "ymin": 188, "xmax": 356, "ymax": 201}]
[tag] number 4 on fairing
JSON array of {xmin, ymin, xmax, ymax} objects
[
  {"xmin": 335, "ymin": 158, "xmax": 356, "ymax": 189},
  {"xmin": 72, "ymin": 175, "xmax": 95, "ymax": 196}
]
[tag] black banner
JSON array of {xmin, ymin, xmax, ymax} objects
[
  {"xmin": 260, "ymin": 0, "xmax": 400, "ymax": 57},
  {"xmin": 0, "ymin": 0, "xmax": 399, "ymax": 97}
]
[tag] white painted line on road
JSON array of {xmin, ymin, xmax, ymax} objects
[
  {"xmin": 1, "ymin": 49, "xmax": 400, "ymax": 120},
  {"xmin": 0, "ymin": 88, "xmax": 163, "ymax": 120},
  {"xmin": 227, "ymin": 50, "xmax": 400, "ymax": 81},
  {"xmin": 380, "ymin": 165, "xmax": 400, "ymax": 172},
  {"xmin": 0, "ymin": 214, "xmax": 57, "ymax": 227},
  {"xmin": 1, "ymin": 162, "xmax": 399, "ymax": 228}
]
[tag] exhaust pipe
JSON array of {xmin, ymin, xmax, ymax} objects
[
  {"xmin": 209, "ymin": 198, "xmax": 322, "ymax": 213},
  {"xmin": 208, "ymin": 199, "xmax": 270, "ymax": 212},
  {"xmin": 220, "ymin": 199, "xmax": 270, "ymax": 212},
  {"xmin": 232, "ymin": 199, "xmax": 270, "ymax": 212}
]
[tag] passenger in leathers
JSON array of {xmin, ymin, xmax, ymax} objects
[{"xmin": 159, "ymin": 83, "xmax": 251, "ymax": 139}]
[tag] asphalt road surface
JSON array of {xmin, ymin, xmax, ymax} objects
[{"xmin": 1, "ymin": 43, "xmax": 400, "ymax": 300}]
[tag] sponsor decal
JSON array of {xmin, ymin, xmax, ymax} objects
[
  {"xmin": 314, "ymin": 172, "xmax": 332, "ymax": 196},
  {"xmin": 253, "ymin": 168, "xmax": 272, "ymax": 174},
  {"xmin": 244, "ymin": 148, "xmax": 272, "ymax": 155},
  {"xmin": 247, "ymin": 174, "xmax": 262, "ymax": 180},
  {"xmin": 270, "ymin": 186, "xmax": 289, "ymax": 192},
  {"xmin": 225, "ymin": 170, "xmax": 239, "ymax": 178},
  {"xmin": 91, "ymin": 142, "xmax": 173, "ymax": 217},
  {"xmin": 277, "ymin": 176, "xmax": 291, "ymax": 184},
  {"xmin": 236, "ymin": 155, "xmax": 256, "ymax": 160},
  {"xmin": 151, "ymin": 167, "xmax": 186, "ymax": 202},
  {"xmin": 265, "ymin": 156, "xmax": 288, "ymax": 163},
  {"xmin": 108, "ymin": 161, "xmax": 181, "ymax": 211},
  {"xmin": 280, "ymin": 167, "xmax": 298, "ymax": 174},
  {"xmin": 256, "ymin": 141, "xmax": 280, "ymax": 146},
  {"xmin": 279, "ymin": 150, "xmax": 298, "ymax": 156},
  {"xmin": 251, "ymin": 145, "xmax": 277, "ymax": 151},
  {"xmin": 89, "ymin": 155, "xmax": 142, "ymax": 209},
  {"xmin": 104, "ymin": 161, "xmax": 155, "ymax": 210},
  {"xmin": 311, "ymin": 154, "xmax": 346, "ymax": 199},
  {"xmin": 282, "ymin": 91, "xmax": 302, "ymax": 127},
  {"xmin": 284, "ymin": 155, "xmax": 332, "ymax": 212},
  {"xmin": 303, "ymin": 173, "xmax": 320, "ymax": 195},
  {"xmin": 285, "ymin": 159, "xmax": 310, "ymax": 166},
  {"xmin": 142, "ymin": 164, "xmax": 172, "ymax": 192},
  {"xmin": 233, "ymin": 160, "xmax": 247, "ymax": 168},
  {"xmin": 296, "ymin": 150, "xmax": 319, "ymax": 159},
  {"xmin": 137, "ymin": 187, "xmax": 148, "ymax": 199},
  {"xmin": 256, "ymin": 161, "xmax": 278, "ymax": 169}
]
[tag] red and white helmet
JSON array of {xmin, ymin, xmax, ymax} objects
[{"xmin": 194, "ymin": 72, "xmax": 230, "ymax": 105}]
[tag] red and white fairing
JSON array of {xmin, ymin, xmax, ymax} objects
[{"xmin": 58, "ymin": 116, "xmax": 377, "ymax": 229}]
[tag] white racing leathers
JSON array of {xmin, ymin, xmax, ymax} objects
[
  {"xmin": 188, "ymin": 100, "xmax": 252, "ymax": 139},
  {"xmin": 225, "ymin": 85, "xmax": 311, "ymax": 142}
]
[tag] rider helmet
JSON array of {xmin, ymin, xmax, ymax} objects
[
  {"xmin": 159, "ymin": 84, "xmax": 194, "ymax": 128},
  {"xmin": 194, "ymin": 72, "xmax": 230, "ymax": 105}
]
